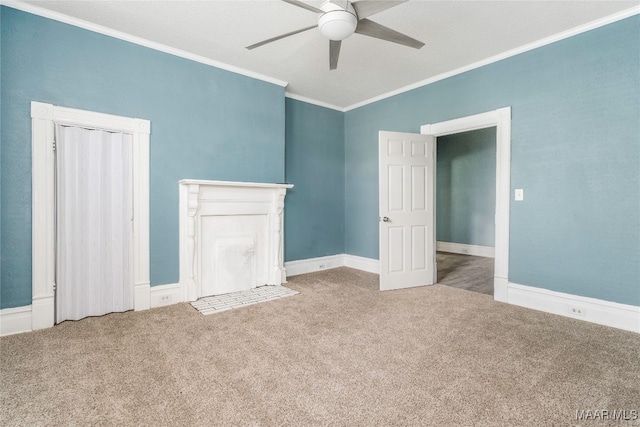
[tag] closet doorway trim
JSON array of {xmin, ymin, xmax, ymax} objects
[{"xmin": 31, "ymin": 101, "xmax": 151, "ymax": 330}]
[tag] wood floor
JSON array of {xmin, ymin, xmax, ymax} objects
[{"xmin": 436, "ymin": 252, "xmax": 494, "ymax": 296}]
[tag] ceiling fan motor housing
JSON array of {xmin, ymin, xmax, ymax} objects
[{"xmin": 318, "ymin": 1, "xmax": 358, "ymax": 41}]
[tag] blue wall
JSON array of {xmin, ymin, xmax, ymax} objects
[
  {"xmin": 284, "ymin": 98, "xmax": 345, "ymax": 261},
  {"xmin": 0, "ymin": 7, "xmax": 285, "ymax": 308},
  {"xmin": 1, "ymin": 7, "xmax": 638, "ymax": 310},
  {"xmin": 437, "ymin": 128, "xmax": 496, "ymax": 247},
  {"xmin": 345, "ymin": 16, "xmax": 640, "ymax": 305}
]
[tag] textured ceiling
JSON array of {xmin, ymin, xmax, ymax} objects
[{"xmin": 14, "ymin": 0, "xmax": 640, "ymax": 109}]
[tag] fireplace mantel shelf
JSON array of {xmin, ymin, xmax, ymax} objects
[{"xmin": 179, "ymin": 179, "xmax": 293, "ymax": 190}]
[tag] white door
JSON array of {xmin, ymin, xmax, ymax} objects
[
  {"xmin": 55, "ymin": 125, "xmax": 134, "ymax": 323},
  {"xmin": 379, "ymin": 131, "xmax": 436, "ymax": 291}
]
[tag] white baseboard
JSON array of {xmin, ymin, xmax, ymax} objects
[
  {"xmin": 437, "ymin": 241, "xmax": 495, "ymax": 258},
  {"xmin": 4, "ymin": 267, "xmax": 637, "ymax": 336},
  {"xmin": 493, "ymin": 276, "xmax": 508, "ymax": 303},
  {"xmin": 134, "ymin": 282, "xmax": 151, "ymax": 311},
  {"xmin": 31, "ymin": 296, "xmax": 54, "ymax": 330},
  {"xmin": 344, "ymin": 254, "xmax": 380, "ymax": 274},
  {"xmin": 285, "ymin": 254, "xmax": 381, "ymax": 277},
  {"xmin": 150, "ymin": 283, "xmax": 182, "ymax": 308},
  {"xmin": 285, "ymin": 254, "xmax": 638, "ymax": 333},
  {"xmin": 507, "ymin": 282, "xmax": 640, "ymax": 333},
  {"xmin": 285, "ymin": 254, "xmax": 345, "ymax": 277},
  {"xmin": 0, "ymin": 305, "xmax": 33, "ymax": 336},
  {"xmin": 0, "ymin": 282, "xmax": 185, "ymax": 336}
]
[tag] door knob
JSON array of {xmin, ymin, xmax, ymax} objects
[{"xmin": 382, "ymin": 217, "xmax": 390, "ymax": 222}]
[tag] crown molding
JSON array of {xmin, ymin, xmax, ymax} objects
[
  {"xmin": 285, "ymin": 92, "xmax": 345, "ymax": 112},
  {"xmin": 1, "ymin": 1, "xmax": 289, "ymax": 88},
  {"xmin": 343, "ymin": 5, "xmax": 640, "ymax": 112},
  {"xmin": 3, "ymin": 1, "xmax": 637, "ymax": 111}
]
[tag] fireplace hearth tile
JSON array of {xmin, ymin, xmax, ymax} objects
[{"xmin": 190, "ymin": 285, "xmax": 299, "ymax": 315}]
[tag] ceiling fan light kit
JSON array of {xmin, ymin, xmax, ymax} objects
[
  {"xmin": 318, "ymin": 1, "xmax": 358, "ymax": 41},
  {"xmin": 247, "ymin": 0, "xmax": 424, "ymax": 70}
]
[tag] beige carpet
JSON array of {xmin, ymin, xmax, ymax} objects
[{"xmin": 2, "ymin": 267, "xmax": 639, "ymax": 426}]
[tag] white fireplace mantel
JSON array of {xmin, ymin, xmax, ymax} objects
[{"xmin": 179, "ymin": 180, "xmax": 293, "ymax": 302}]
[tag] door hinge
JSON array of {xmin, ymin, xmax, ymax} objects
[{"xmin": 52, "ymin": 140, "xmax": 56, "ymax": 151}]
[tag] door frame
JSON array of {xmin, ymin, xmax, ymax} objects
[
  {"xmin": 31, "ymin": 101, "xmax": 151, "ymax": 330},
  {"xmin": 421, "ymin": 107, "xmax": 511, "ymax": 302}
]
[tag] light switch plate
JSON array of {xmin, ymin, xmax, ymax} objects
[{"xmin": 515, "ymin": 189, "xmax": 524, "ymax": 201}]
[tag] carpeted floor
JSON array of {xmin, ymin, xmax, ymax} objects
[{"xmin": 2, "ymin": 267, "xmax": 639, "ymax": 426}]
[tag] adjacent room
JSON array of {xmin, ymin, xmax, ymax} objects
[
  {"xmin": 1, "ymin": 1, "xmax": 639, "ymax": 425},
  {"xmin": 436, "ymin": 127, "xmax": 497, "ymax": 296}
]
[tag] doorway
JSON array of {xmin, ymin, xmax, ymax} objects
[
  {"xmin": 421, "ymin": 107, "xmax": 511, "ymax": 302},
  {"xmin": 30, "ymin": 101, "xmax": 151, "ymax": 330},
  {"xmin": 435, "ymin": 127, "xmax": 496, "ymax": 296},
  {"xmin": 377, "ymin": 108, "xmax": 511, "ymax": 298}
]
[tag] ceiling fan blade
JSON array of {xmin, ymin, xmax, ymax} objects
[
  {"xmin": 355, "ymin": 18, "xmax": 424, "ymax": 49},
  {"xmin": 281, "ymin": 0, "xmax": 324, "ymax": 14},
  {"xmin": 351, "ymin": 1, "xmax": 407, "ymax": 20},
  {"xmin": 246, "ymin": 25, "xmax": 316, "ymax": 50},
  {"xmin": 330, "ymin": 40, "xmax": 342, "ymax": 70}
]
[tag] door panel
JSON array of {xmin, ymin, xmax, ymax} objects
[
  {"xmin": 411, "ymin": 226, "xmax": 427, "ymax": 271},
  {"xmin": 56, "ymin": 125, "xmax": 133, "ymax": 323},
  {"xmin": 379, "ymin": 131, "xmax": 435, "ymax": 291},
  {"xmin": 411, "ymin": 166, "xmax": 426, "ymax": 211},
  {"xmin": 388, "ymin": 227, "xmax": 404, "ymax": 273},
  {"xmin": 388, "ymin": 165, "xmax": 404, "ymax": 211}
]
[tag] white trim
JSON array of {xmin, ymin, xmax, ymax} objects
[
  {"xmin": 31, "ymin": 101, "xmax": 151, "ymax": 330},
  {"xmin": 286, "ymin": 254, "xmax": 381, "ymax": 276},
  {"xmin": 285, "ymin": 92, "xmax": 344, "ymax": 112},
  {"xmin": 134, "ymin": 284, "xmax": 151, "ymax": 311},
  {"xmin": 493, "ymin": 277, "xmax": 508, "ymax": 303},
  {"xmin": 178, "ymin": 179, "xmax": 293, "ymax": 190},
  {"xmin": 1, "ymin": 282, "xmax": 184, "ymax": 336},
  {"xmin": 285, "ymin": 254, "xmax": 382, "ymax": 277},
  {"xmin": 437, "ymin": 242, "xmax": 495, "ymax": 258},
  {"xmin": 4, "ymin": 1, "xmax": 636, "ymax": 110},
  {"xmin": 2, "ymin": 1, "xmax": 288, "ymax": 89},
  {"xmin": 344, "ymin": 254, "xmax": 379, "ymax": 274},
  {"xmin": 149, "ymin": 283, "xmax": 182, "ymax": 308},
  {"xmin": 421, "ymin": 109, "xmax": 503, "ymax": 135},
  {"xmin": 285, "ymin": 254, "xmax": 345, "ymax": 277},
  {"xmin": 287, "ymin": 254, "xmax": 639, "ymax": 333},
  {"xmin": 5, "ymin": 265, "xmax": 637, "ymax": 336},
  {"xmin": 508, "ymin": 282, "xmax": 640, "ymax": 333},
  {"xmin": 0, "ymin": 306, "xmax": 33, "ymax": 336},
  {"xmin": 422, "ymin": 107, "xmax": 511, "ymax": 303},
  {"xmin": 343, "ymin": 6, "xmax": 640, "ymax": 111}
]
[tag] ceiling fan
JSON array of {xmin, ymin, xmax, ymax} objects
[{"xmin": 246, "ymin": 0, "xmax": 424, "ymax": 70}]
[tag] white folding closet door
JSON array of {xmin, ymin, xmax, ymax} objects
[{"xmin": 55, "ymin": 125, "xmax": 133, "ymax": 323}]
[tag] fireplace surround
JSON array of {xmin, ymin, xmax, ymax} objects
[{"xmin": 178, "ymin": 180, "xmax": 293, "ymax": 302}]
